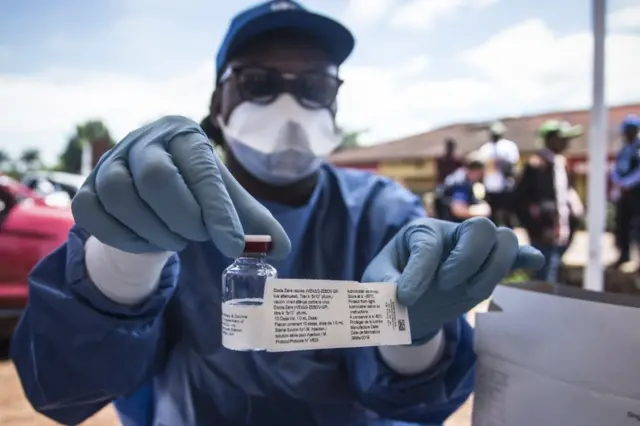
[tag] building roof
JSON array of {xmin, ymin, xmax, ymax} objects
[{"xmin": 330, "ymin": 103, "xmax": 639, "ymax": 165}]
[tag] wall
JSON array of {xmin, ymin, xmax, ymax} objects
[
  {"xmin": 335, "ymin": 162, "xmax": 380, "ymax": 172},
  {"xmin": 377, "ymin": 159, "xmax": 437, "ymax": 193},
  {"xmin": 569, "ymin": 154, "xmax": 616, "ymax": 204}
]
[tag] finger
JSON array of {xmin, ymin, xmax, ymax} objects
[
  {"xmin": 512, "ymin": 245, "xmax": 546, "ymax": 270},
  {"xmin": 465, "ymin": 228, "xmax": 519, "ymax": 300},
  {"xmin": 130, "ymin": 142, "xmax": 208, "ymax": 242},
  {"xmin": 168, "ymin": 132, "xmax": 245, "ymax": 258},
  {"xmin": 216, "ymin": 155, "xmax": 291, "ymax": 260},
  {"xmin": 396, "ymin": 224, "xmax": 444, "ymax": 306},
  {"xmin": 95, "ymin": 158, "xmax": 188, "ymax": 252},
  {"xmin": 362, "ymin": 238, "xmax": 403, "ymax": 285},
  {"xmin": 72, "ymin": 180, "xmax": 166, "ymax": 254},
  {"xmin": 437, "ymin": 217, "xmax": 497, "ymax": 290}
]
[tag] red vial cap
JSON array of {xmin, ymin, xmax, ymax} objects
[{"xmin": 243, "ymin": 235, "xmax": 272, "ymax": 254}]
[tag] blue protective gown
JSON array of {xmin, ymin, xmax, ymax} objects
[
  {"xmin": 11, "ymin": 164, "xmax": 475, "ymax": 426},
  {"xmin": 612, "ymin": 138, "xmax": 640, "ymax": 188}
]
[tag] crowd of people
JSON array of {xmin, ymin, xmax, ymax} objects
[{"xmin": 434, "ymin": 115, "xmax": 640, "ymax": 282}]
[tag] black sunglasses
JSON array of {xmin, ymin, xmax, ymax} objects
[{"xmin": 220, "ymin": 65, "xmax": 343, "ymax": 110}]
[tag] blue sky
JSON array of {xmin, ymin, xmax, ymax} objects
[
  {"xmin": 0, "ymin": 0, "xmax": 638, "ymax": 164},
  {"xmin": 1, "ymin": 0, "xmax": 592, "ymax": 78}
]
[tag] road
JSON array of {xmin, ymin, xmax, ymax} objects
[{"xmin": 0, "ymin": 230, "xmax": 622, "ymax": 425}]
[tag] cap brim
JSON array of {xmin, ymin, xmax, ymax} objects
[
  {"xmin": 621, "ymin": 121, "xmax": 640, "ymax": 130},
  {"xmin": 489, "ymin": 123, "xmax": 506, "ymax": 134},
  {"xmin": 560, "ymin": 125, "xmax": 583, "ymax": 138},
  {"xmin": 221, "ymin": 10, "xmax": 354, "ymax": 71}
]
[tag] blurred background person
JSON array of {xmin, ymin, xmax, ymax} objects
[
  {"xmin": 435, "ymin": 151, "xmax": 491, "ymax": 222},
  {"xmin": 436, "ymin": 138, "xmax": 463, "ymax": 184},
  {"xmin": 610, "ymin": 114, "xmax": 640, "ymax": 268},
  {"xmin": 514, "ymin": 120, "xmax": 584, "ymax": 283},
  {"xmin": 478, "ymin": 121, "xmax": 519, "ymax": 228}
]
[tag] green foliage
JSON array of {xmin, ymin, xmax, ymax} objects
[
  {"xmin": 0, "ymin": 149, "xmax": 10, "ymax": 166},
  {"xmin": 501, "ymin": 270, "xmax": 531, "ymax": 284},
  {"xmin": 337, "ymin": 128, "xmax": 367, "ymax": 152},
  {"xmin": 59, "ymin": 120, "xmax": 115, "ymax": 174},
  {"xmin": 4, "ymin": 169, "xmax": 22, "ymax": 180},
  {"xmin": 20, "ymin": 148, "xmax": 42, "ymax": 169},
  {"xmin": 0, "ymin": 147, "xmax": 45, "ymax": 180},
  {"xmin": 214, "ymin": 144, "xmax": 227, "ymax": 164},
  {"xmin": 606, "ymin": 202, "xmax": 616, "ymax": 232}
]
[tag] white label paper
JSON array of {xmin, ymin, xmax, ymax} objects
[
  {"xmin": 221, "ymin": 278, "xmax": 411, "ymax": 352},
  {"xmin": 222, "ymin": 299, "xmax": 267, "ymax": 351}
]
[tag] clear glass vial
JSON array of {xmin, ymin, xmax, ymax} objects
[{"xmin": 221, "ymin": 235, "xmax": 277, "ymax": 351}]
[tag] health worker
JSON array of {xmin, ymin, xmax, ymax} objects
[
  {"xmin": 11, "ymin": 2, "xmax": 544, "ymax": 426},
  {"xmin": 611, "ymin": 114, "xmax": 640, "ymax": 268},
  {"xmin": 437, "ymin": 152, "xmax": 491, "ymax": 223}
]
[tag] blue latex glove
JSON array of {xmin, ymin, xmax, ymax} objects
[
  {"xmin": 72, "ymin": 116, "xmax": 290, "ymax": 258},
  {"xmin": 362, "ymin": 217, "xmax": 544, "ymax": 342}
]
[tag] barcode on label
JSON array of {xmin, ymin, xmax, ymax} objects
[{"xmin": 398, "ymin": 319, "xmax": 406, "ymax": 331}]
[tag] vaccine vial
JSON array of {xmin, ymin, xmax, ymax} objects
[{"xmin": 221, "ymin": 235, "xmax": 277, "ymax": 351}]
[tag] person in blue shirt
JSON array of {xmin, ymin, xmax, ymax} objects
[
  {"xmin": 611, "ymin": 114, "xmax": 640, "ymax": 268},
  {"xmin": 10, "ymin": 2, "xmax": 543, "ymax": 425},
  {"xmin": 436, "ymin": 153, "xmax": 491, "ymax": 223}
]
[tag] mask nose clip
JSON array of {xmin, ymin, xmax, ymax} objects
[{"xmin": 274, "ymin": 121, "xmax": 311, "ymax": 152}]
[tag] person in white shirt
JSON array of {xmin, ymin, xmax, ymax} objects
[{"xmin": 478, "ymin": 121, "xmax": 520, "ymax": 227}]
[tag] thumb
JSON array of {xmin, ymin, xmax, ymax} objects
[
  {"xmin": 395, "ymin": 224, "xmax": 444, "ymax": 306},
  {"xmin": 362, "ymin": 224, "xmax": 444, "ymax": 307},
  {"xmin": 362, "ymin": 241, "xmax": 402, "ymax": 284},
  {"xmin": 216, "ymin": 156, "xmax": 291, "ymax": 259}
]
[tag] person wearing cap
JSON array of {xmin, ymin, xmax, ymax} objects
[
  {"xmin": 10, "ymin": 2, "xmax": 543, "ymax": 425},
  {"xmin": 436, "ymin": 152, "xmax": 491, "ymax": 222},
  {"xmin": 514, "ymin": 120, "xmax": 584, "ymax": 283},
  {"xmin": 477, "ymin": 121, "xmax": 519, "ymax": 228},
  {"xmin": 610, "ymin": 114, "xmax": 640, "ymax": 268}
]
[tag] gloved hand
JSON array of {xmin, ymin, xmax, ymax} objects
[
  {"xmin": 72, "ymin": 116, "xmax": 290, "ymax": 258},
  {"xmin": 362, "ymin": 217, "xmax": 544, "ymax": 343}
]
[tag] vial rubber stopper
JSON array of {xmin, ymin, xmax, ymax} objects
[{"xmin": 243, "ymin": 235, "xmax": 272, "ymax": 253}]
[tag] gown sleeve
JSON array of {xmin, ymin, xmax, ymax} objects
[
  {"xmin": 10, "ymin": 226, "xmax": 180, "ymax": 425},
  {"xmin": 345, "ymin": 179, "xmax": 475, "ymax": 424}
]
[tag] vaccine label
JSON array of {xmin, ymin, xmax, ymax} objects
[
  {"xmin": 262, "ymin": 279, "xmax": 411, "ymax": 352},
  {"xmin": 222, "ymin": 299, "xmax": 267, "ymax": 351}
]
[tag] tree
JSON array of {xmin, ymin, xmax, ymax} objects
[
  {"xmin": 59, "ymin": 120, "xmax": 115, "ymax": 174},
  {"xmin": 20, "ymin": 148, "xmax": 42, "ymax": 170},
  {"xmin": 0, "ymin": 149, "xmax": 10, "ymax": 171},
  {"xmin": 0, "ymin": 150, "xmax": 21, "ymax": 179},
  {"xmin": 336, "ymin": 128, "xmax": 366, "ymax": 152}
]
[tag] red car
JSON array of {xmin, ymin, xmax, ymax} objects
[{"xmin": 0, "ymin": 175, "xmax": 74, "ymax": 338}]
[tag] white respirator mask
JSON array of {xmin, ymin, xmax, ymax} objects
[{"xmin": 217, "ymin": 94, "xmax": 342, "ymax": 186}]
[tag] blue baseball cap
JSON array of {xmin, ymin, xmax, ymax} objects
[
  {"xmin": 621, "ymin": 114, "xmax": 640, "ymax": 131},
  {"xmin": 215, "ymin": 1, "xmax": 355, "ymax": 78}
]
